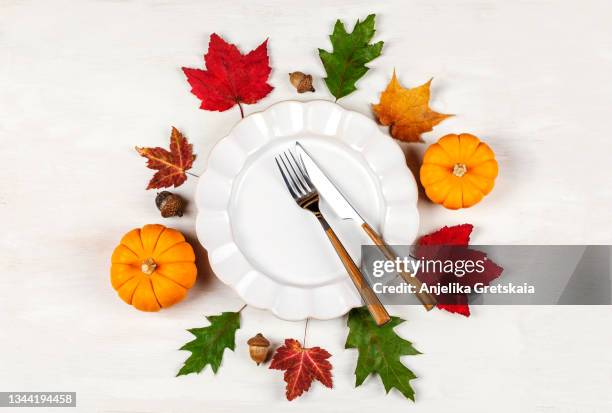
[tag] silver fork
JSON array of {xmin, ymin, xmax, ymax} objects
[{"xmin": 275, "ymin": 148, "xmax": 390, "ymax": 326}]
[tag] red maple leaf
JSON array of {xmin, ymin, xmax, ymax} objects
[
  {"xmin": 415, "ymin": 224, "xmax": 503, "ymax": 317},
  {"xmin": 135, "ymin": 127, "xmax": 195, "ymax": 189},
  {"xmin": 182, "ymin": 33, "xmax": 273, "ymax": 117},
  {"xmin": 419, "ymin": 224, "xmax": 474, "ymax": 246},
  {"xmin": 269, "ymin": 339, "xmax": 333, "ymax": 401}
]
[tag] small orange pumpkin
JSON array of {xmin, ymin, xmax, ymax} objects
[
  {"xmin": 420, "ymin": 133, "xmax": 498, "ymax": 209},
  {"xmin": 111, "ymin": 224, "xmax": 197, "ymax": 311}
]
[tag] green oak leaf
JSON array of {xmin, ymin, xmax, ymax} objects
[
  {"xmin": 177, "ymin": 311, "xmax": 240, "ymax": 376},
  {"xmin": 318, "ymin": 14, "xmax": 384, "ymax": 100},
  {"xmin": 345, "ymin": 307, "xmax": 420, "ymax": 400}
]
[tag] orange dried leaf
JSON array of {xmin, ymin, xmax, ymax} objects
[
  {"xmin": 372, "ymin": 71, "xmax": 452, "ymax": 142},
  {"xmin": 136, "ymin": 127, "xmax": 196, "ymax": 190}
]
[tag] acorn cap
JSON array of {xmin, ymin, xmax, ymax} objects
[
  {"xmin": 247, "ymin": 333, "xmax": 270, "ymax": 347},
  {"xmin": 155, "ymin": 191, "xmax": 184, "ymax": 218},
  {"xmin": 155, "ymin": 191, "xmax": 172, "ymax": 209}
]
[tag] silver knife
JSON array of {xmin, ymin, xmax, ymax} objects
[{"xmin": 295, "ymin": 142, "xmax": 436, "ymax": 311}]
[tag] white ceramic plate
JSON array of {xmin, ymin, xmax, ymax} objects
[{"xmin": 195, "ymin": 101, "xmax": 419, "ymax": 320}]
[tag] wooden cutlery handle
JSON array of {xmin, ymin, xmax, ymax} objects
[
  {"xmin": 362, "ymin": 223, "xmax": 437, "ymax": 311},
  {"xmin": 323, "ymin": 226, "xmax": 390, "ymax": 326}
]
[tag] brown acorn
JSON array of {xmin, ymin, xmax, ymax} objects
[
  {"xmin": 247, "ymin": 333, "xmax": 270, "ymax": 365},
  {"xmin": 289, "ymin": 72, "xmax": 315, "ymax": 93},
  {"xmin": 155, "ymin": 191, "xmax": 184, "ymax": 218}
]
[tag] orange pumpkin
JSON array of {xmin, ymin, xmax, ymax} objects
[
  {"xmin": 420, "ymin": 133, "xmax": 498, "ymax": 209},
  {"xmin": 111, "ymin": 224, "xmax": 197, "ymax": 311}
]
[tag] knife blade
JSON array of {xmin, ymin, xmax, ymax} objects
[
  {"xmin": 295, "ymin": 142, "xmax": 364, "ymax": 224},
  {"xmin": 295, "ymin": 141, "xmax": 437, "ymax": 311}
]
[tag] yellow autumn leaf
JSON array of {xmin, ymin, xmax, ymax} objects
[{"xmin": 372, "ymin": 71, "xmax": 452, "ymax": 142}]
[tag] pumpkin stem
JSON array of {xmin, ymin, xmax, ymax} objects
[
  {"xmin": 452, "ymin": 163, "xmax": 468, "ymax": 177},
  {"xmin": 141, "ymin": 258, "xmax": 157, "ymax": 275}
]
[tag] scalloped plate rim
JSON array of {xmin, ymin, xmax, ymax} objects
[{"xmin": 195, "ymin": 100, "xmax": 419, "ymax": 320}]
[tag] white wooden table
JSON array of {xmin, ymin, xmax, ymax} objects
[{"xmin": 1, "ymin": 1, "xmax": 611, "ymax": 412}]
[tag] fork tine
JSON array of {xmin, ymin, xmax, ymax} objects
[
  {"xmin": 283, "ymin": 151, "xmax": 309, "ymax": 193},
  {"xmin": 279, "ymin": 154, "xmax": 304, "ymax": 196},
  {"xmin": 291, "ymin": 151, "xmax": 313, "ymax": 191},
  {"xmin": 275, "ymin": 157, "xmax": 298, "ymax": 198},
  {"xmin": 280, "ymin": 152, "xmax": 305, "ymax": 196}
]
